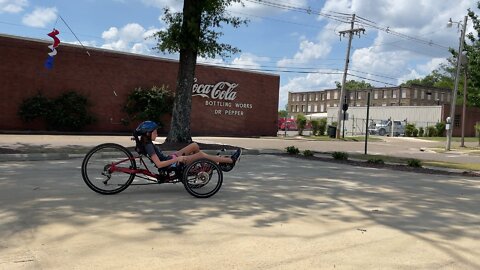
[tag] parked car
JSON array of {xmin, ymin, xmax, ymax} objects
[
  {"xmin": 369, "ymin": 120, "xmax": 405, "ymax": 136},
  {"xmin": 280, "ymin": 120, "xmax": 298, "ymax": 131}
]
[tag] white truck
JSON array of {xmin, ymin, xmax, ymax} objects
[{"xmin": 368, "ymin": 120, "xmax": 405, "ymax": 136}]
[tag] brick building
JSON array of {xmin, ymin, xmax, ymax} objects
[
  {"xmin": 288, "ymin": 86, "xmax": 480, "ymax": 137},
  {"xmin": 288, "ymin": 85, "xmax": 451, "ymax": 118},
  {"xmin": 0, "ymin": 34, "xmax": 279, "ymax": 136}
]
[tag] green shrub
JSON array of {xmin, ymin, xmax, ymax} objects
[
  {"xmin": 475, "ymin": 123, "xmax": 480, "ymax": 146},
  {"xmin": 407, "ymin": 159, "xmax": 422, "ymax": 168},
  {"xmin": 123, "ymin": 85, "xmax": 174, "ymax": 125},
  {"xmin": 318, "ymin": 118, "xmax": 327, "ymax": 136},
  {"xmin": 310, "ymin": 120, "xmax": 320, "ymax": 136},
  {"xmin": 405, "ymin": 123, "xmax": 415, "ymax": 137},
  {"xmin": 286, "ymin": 146, "xmax": 300, "ymax": 155},
  {"xmin": 296, "ymin": 114, "xmax": 307, "ymax": 135},
  {"xmin": 18, "ymin": 93, "xmax": 51, "ymax": 122},
  {"xmin": 332, "ymin": 151, "xmax": 348, "ymax": 160},
  {"xmin": 367, "ymin": 158, "xmax": 384, "ymax": 164},
  {"xmin": 46, "ymin": 91, "xmax": 96, "ymax": 131},
  {"xmin": 303, "ymin": 150, "xmax": 314, "ymax": 157},
  {"xmin": 18, "ymin": 91, "xmax": 96, "ymax": 131},
  {"xmin": 418, "ymin": 127, "xmax": 424, "ymax": 137},
  {"xmin": 426, "ymin": 126, "xmax": 437, "ymax": 137},
  {"xmin": 435, "ymin": 122, "xmax": 446, "ymax": 137},
  {"xmin": 413, "ymin": 128, "xmax": 419, "ymax": 137}
]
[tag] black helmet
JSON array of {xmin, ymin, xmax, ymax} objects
[{"xmin": 135, "ymin": 121, "xmax": 158, "ymax": 135}]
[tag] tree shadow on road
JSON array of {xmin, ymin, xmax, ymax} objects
[{"xmin": 0, "ymin": 155, "xmax": 478, "ymax": 267}]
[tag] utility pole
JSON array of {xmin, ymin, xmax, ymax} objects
[
  {"xmin": 336, "ymin": 14, "xmax": 365, "ymax": 138},
  {"xmin": 446, "ymin": 15, "xmax": 468, "ymax": 151}
]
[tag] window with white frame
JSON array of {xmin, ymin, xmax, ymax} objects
[
  {"xmin": 320, "ymin": 104, "xmax": 324, "ymax": 112},
  {"xmin": 307, "ymin": 105, "xmax": 311, "ymax": 112},
  {"xmin": 402, "ymin": 90, "xmax": 407, "ymax": 98},
  {"xmin": 327, "ymin": 92, "xmax": 331, "ymax": 99},
  {"xmin": 374, "ymin": 92, "xmax": 378, "ymax": 99},
  {"xmin": 303, "ymin": 95, "xmax": 306, "ymax": 101},
  {"xmin": 314, "ymin": 105, "xmax": 318, "ymax": 112},
  {"xmin": 392, "ymin": 90, "xmax": 397, "ymax": 98},
  {"xmin": 334, "ymin": 91, "xmax": 338, "ymax": 99},
  {"xmin": 315, "ymin": 94, "xmax": 318, "ymax": 101},
  {"xmin": 383, "ymin": 90, "xmax": 388, "ymax": 99}
]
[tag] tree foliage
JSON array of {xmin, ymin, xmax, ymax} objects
[
  {"xmin": 123, "ymin": 85, "xmax": 174, "ymax": 125},
  {"xmin": 335, "ymin": 80, "xmax": 373, "ymax": 90},
  {"xmin": 399, "ymin": 2, "xmax": 480, "ymax": 108},
  {"xmin": 152, "ymin": 0, "xmax": 248, "ymax": 142}
]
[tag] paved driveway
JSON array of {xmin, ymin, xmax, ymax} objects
[{"xmin": 1, "ymin": 155, "xmax": 478, "ymax": 269}]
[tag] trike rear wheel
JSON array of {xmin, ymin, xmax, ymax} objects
[
  {"xmin": 183, "ymin": 159, "xmax": 223, "ymax": 198},
  {"xmin": 81, "ymin": 143, "xmax": 136, "ymax": 195}
]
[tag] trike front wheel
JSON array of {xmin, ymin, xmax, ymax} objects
[
  {"xmin": 81, "ymin": 143, "xmax": 136, "ymax": 195},
  {"xmin": 183, "ymin": 159, "xmax": 223, "ymax": 198}
]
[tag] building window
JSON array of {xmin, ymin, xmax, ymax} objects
[
  {"xmin": 315, "ymin": 94, "xmax": 318, "ymax": 101},
  {"xmin": 309, "ymin": 94, "xmax": 313, "ymax": 101},
  {"xmin": 295, "ymin": 105, "xmax": 298, "ymax": 112},
  {"xmin": 374, "ymin": 92, "xmax": 378, "ymax": 99},
  {"xmin": 441, "ymin": 93, "xmax": 444, "ymax": 101},
  {"xmin": 358, "ymin": 92, "xmax": 362, "ymax": 100},
  {"xmin": 435, "ymin": 92, "xmax": 439, "ymax": 100},
  {"xmin": 383, "ymin": 90, "xmax": 388, "ymax": 99},
  {"xmin": 382, "ymin": 103, "xmax": 387, "ymax": 106},
  {"xmin": 455, "ymin": 114, "xmax": 461, "ymax": 127},
  {"xmin": 402, "ymin": 91, "xmax": 407, "ymax": 98},
  {"xmin": 392, "ymin": 90, "xmax": 397, "ymax": 98},
  {"xmin": 414, "ymin": 89, "xmax": 418, "ymax": 99},
  {"xmin": 334, "ymin": 91, "xmax": 338, "ymax": 99},
  {"xmin": 307, "ymin": 105, "xmax": 311, "ymax": 112},
  {"xmin": 291, "ymin": 105, "xmax": 294, "ymax": 112},
  {"xmin": 321, "ymin": 93, "xmax": 325, "ymax": 100},
  {"xmin": 303, "ymin": 95, "xmax": 306, "ymax": 101},
  {"xmin": 314, "ymin": 105, "xmax": 318, "ymax": 112},
  {"xmin": 421, "ymin": 90, "xmax": 425, "ymax": 99},
  {"xmin": 427, "ymin": 92, "xmax": 432, "ymax": 100},
  {"xmin": 327, "ymin": 92, "xmax": 331, "ymax": 100},
  {"xmin": 320, "ymin": 104, "xmax": 325, "ymax": 112}
]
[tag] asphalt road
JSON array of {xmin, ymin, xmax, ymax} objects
[{"xmin": 0, "ymin": 155, "xmax": 479, "ymax": 269}]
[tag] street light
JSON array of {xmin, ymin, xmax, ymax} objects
[{"xmin": 445, "ymin": 16, "xmax": 468, "ymax": 151}]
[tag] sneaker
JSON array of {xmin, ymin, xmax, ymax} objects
[{"xmin": 231, "ymin": 148, "xmax": 242, "ymax": 164}]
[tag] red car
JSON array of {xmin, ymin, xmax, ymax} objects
[{"xmin": 279, "ymin": 120, "xmax": 297, "ymax": 131}]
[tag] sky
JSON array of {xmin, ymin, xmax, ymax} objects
[{"xmin": 0, "ymin": 0, "xmax": 478, "ymax": 110}]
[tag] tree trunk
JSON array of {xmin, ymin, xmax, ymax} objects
[{"xmin": 166, "ymin": 0, "xmax": 202, "ymax": 143}]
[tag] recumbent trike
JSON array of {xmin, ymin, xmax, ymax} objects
[{"xmin": 81, "ymin": 133, "xmax": 235, "ymax": 198}]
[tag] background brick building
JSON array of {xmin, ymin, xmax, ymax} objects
[{"xmin": 0, "ymin": 34, "xmax": 279, "ymax": 136}]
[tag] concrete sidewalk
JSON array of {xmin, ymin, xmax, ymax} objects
[{"xmin": 0, "ymin": 134, "xmax": 479, "ymax": 175}]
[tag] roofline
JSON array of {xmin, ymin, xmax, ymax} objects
[{"xmin": 0, "ymin": 33, "xmax": 279, "ymax": 78}]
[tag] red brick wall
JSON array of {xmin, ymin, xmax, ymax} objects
[
  {"xmin": 0, "ymin": 34, "xmax": 279, "ymax": 136},
  {"xmin": 443, "ymin": 105, "xmax": 480, "ymax": 137}
]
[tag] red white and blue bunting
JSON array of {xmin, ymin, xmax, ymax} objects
[{"xmin": 44, "ymin": 29, "xmax": 60, "ymax": 69}]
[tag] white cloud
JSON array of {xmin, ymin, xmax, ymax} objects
[
  {"xmin": 141, "ymin": 0, "xmax": 182, "ymax": 12},
  {"xmin": 0, "ymin": 0, "xmax": 28, "ymax": 13},
  {"xmin": 101, "ymin": 23, "xmax": 161, "ymax": 55},
  {"xmin": 277, "ymin": 37, "xmax": 332, "ymax": 67},
  {"xmin": 231, "ymin": 53, "xmax": 269, "ymax": 69},
  {"xmin": 22, "ymin": 6, "xmax": 57, "ymax": 28}
]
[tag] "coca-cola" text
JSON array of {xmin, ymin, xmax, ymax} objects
[{"xmin": 192, "ymin": 78, "xmax": 239, "ymax": 101}]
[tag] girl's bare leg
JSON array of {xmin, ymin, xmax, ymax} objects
[
  {"xmin": 182, "ymin": 151, "xmax": 233, "ymax": 165},
  {"xmin": 174, "ymin": 142, "xmax": 200, "ymax": 156}
]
